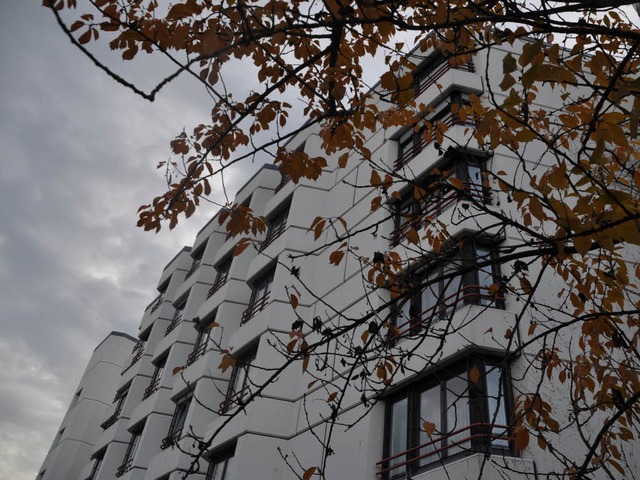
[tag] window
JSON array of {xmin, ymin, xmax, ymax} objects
[
  {"xmin": 88, "ymin": 450, "xmax": 105, "ymax": 480},
  {"xmin": 206, "ymin": 446, "xmax": 236, "ymax": 480},
  {"xmin": 150, "ymin": 278, "xmax": 170, "ymax": 313},
  {"xmin": 187, "ymin": 318, "xmax": 212, "ymax": 366},
  {"xmin": 394, "ymin": 240, "xmax": 502, "ymax": 336},
  {"xmin": 392, "ymin": 152, "xmax": 488, "ymax": 246},
  {"xmin": 260, "ymin": 205, "xmax": 289, "ymax": 251},
  {"xmin": 394, "ymin": 92, "xmax": 476, "ymax": 170},
  {"xmin": 161, "ymin": 394, "xmax": 192, "ymax": 449},
  {"xmin": 186, "ymin": 242, "xmax": 207, "ymax": 279},
  {"xmin": 379, "ymin": 358, "xmax": 513, "ymax": 478},
  {"xmin": 166, "ymin": 297, "xmax": 187, "ymax": 335},
  {"xmin": 241, "ymin": 265, "xmax": 275, "ymax": 323},
  {"xmin": 101, "ymin": 385, "xmax": 129, "ymax": 429},
  {"xmin": 116, "ymin": 423, "xmax": 144, "ymax": 477},
  {"xmin": 208, "ymin": 256, "xmax": 232, "ymax": 298},
  {"xmin": 220, "ymin": 347, "xmax": 257, "ymax": 413},
  {"xmin": 143, "ymin": 355, "xmax": 166, "ymax": 400}
]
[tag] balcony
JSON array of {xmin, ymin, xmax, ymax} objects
[
  {"xmin": 394, "ymin": 103, "xmax": 477, "ymax": 171},
  {"xmin": 145, "ymin": 294, "xmax": 163, "ymax": 314},
  {"xmin": 100, "ymin": 411, "xmax": 120, "ymax": 430},
  {"xmin": 160, "ymin": 429, "xmax": 182, "ymax": 450},
  {"xmin": 390, "ymin": 183, "xmax": 490, "ymax": 246},
  {"xmin": 413, "ymin": 57, "xmax": 476, "ymax": 99},
  {"xmin": 395, "ymin": 284, "xmax": 504, "ymax": 337},
  {"xmin": 129, "ymin": 347, "xmax": 144, "ymax": 367},
  {"xmin": 241, "ymin": 293, "xmax": 269, "ymax": 324},
  {"xmin": 376, "ymin": 422, "xmax": 512, "ymax": 478}
]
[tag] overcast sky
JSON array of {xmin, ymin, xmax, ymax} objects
[{"xmin": 0, "ymin": 2, "xmax": 260, "ymax": 479}]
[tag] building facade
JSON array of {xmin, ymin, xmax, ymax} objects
[
  {"xmin": 38, "ymin": 38, "xmax": 640, "ymax": 480},
  {"xmin": 38, "ymin": 332, "xmax": 137, "ymax": 480}
]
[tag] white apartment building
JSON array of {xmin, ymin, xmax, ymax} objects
[{"xmin": 38, "ymin": 38, "xmax": 640, "ymax": 480}]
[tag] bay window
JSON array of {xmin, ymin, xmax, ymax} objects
[{"xmin": 379, "ymin": 358, "xmax": 513, "ymax": 478}]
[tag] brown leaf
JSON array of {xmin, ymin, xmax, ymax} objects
[{"xmin": 302, "ymin": 467, "xmax": 317, "ymax": 480}]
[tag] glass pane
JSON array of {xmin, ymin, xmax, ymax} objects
[
  {"xmin": 466, "ymin": 163, "xmax": 483, "ymax": 200},
  {"xmin": 444, "ymin": 376, "xmax": 470, "ymax": 456},
  {"xmin": 440, "ymin": 261, "xmax": 463, "ymax": 319},
  {"xmin": 223, "ymin": 454, "xmax": 235, "ymax": 480},
  {"xmin": 475, "ymin": 246, "xmax": 493, "ymax": 306},
  {"xmin": 420, "ymin": 271, "xmax": 439, "ymax": 325},
  {"xmin": 486, "ymin": 366, "xmax": 509, "ymax": 447},
  {"xmin": 418, "ymin": 385, "xmax": 442, "ymax": 467},
  {"xmin": 387, "ymin": 397, "xmax": 408, "ymax": 475}
]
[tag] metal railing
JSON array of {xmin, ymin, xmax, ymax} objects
[
  {"xmin": 241, "ymin": 294, "xmax": 270, "ymax": 324},
  {"xmin": 390, "ymin": 183, "xmax": 490, "ymax": 246},
  {"xmin": 275, "ymin": 173, "xmax": 292, "ymax": 193},
  {"xmin": 395, "ymin": 284, "xmax": 504, "ymax": 337},
  {"xmin": 131, "ymin": 339, "xmax": 144, "ymax": 354},
  {"xmin": 207, "ymin": 275, "xmax": 229, "ymax": 298},
  {"xmin": 142, "ymin": 379, "xmax": 160, "ymax": 401},
  {"xmin": 164, "ymin": 315, "xmax": 182, "ymax": 336},
  {"xmin": 184, "ymin": 259, "xmax": 201, "ymax": 279},
  {"xmin": 219, "ymin": 386, "xmax": 251, "ymax": 413},
  {"xmin": 186, "ymin": 342, "xmax": 208, "ymax": 366},
  {"xmin": 145, "ymin": 294, "xmax": 162, "ymax": 313},
  {"xmin": 115, "ymin": 459, "xmax": 133, "ymax": 478},
  {"xmin": 376, "ymin": 422, "xmax": 511, "ymax": 477},
  {"xmin": 160, "ymin": 429, "xmax": 182, "ymax": 450},
  {"xmin": 394, "ymin": 110, "xmax": 477, "ymax": 171},
  {"xmin": 413, "ymin": 58, "xmax": 476, "ymax": 99},
  {"xmin": 130, "ymin": 347, "xmax": 144, "ymax": 367},
  {"xmin": 259, "ymin": 222, "xmax": 286, "ymax": 252}
]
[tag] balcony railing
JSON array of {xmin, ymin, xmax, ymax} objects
[
  {"xmin": 160, "ymin": 429, "xmax": 182, "ymax": 450},
  {"xmin": 376, "ymin": 422, "xmax": 511, "ymax": 477},
  {"xmin": 145, "ymin": 294, "xmax": 163, "ymax": 313},
  {"xmin": 207, "ymin": 276, "xmax": 228, "ymax": 299},
  {"xmin": 164, "ymin": 315, "xmax": 182, "ymax": 336},
  {"xmin": 413, "ymin": 57, "xmax": 476, "ymax": 99},
  {"xmin": 186, "ymin": 342, "xmax": 208, "ymax": 366},
  {"xmin": 131, "ymin": 339, "xmax": 144, "ymax": 354},
  {"xmin": 395, "ymin": 284, "xmax": 504, "ymax": 337},
  {"xmin": 275, "ymin": 173, "xmax": 292, "ymax": 193},
  {"xmin": 394, "ymin": 109, "xmax": 477, "ymax": 171},
  {"xmin": 100, "ymin": 411, "xmax": 120, "ymax": 430},
  {"xmin": 130, "ymin": 347, "xmax": 144, "ymax": 367},
  {"xmin": 115, "ymin": 459, "xmax": 133, "ymax": 478},
  {"xmin": 390, "ymin": 183, "xmax": 490, "ymax": 246},
  {"xmin": 259, "ymin": 222, "xmax": 286, "ymax": 252},
  {"xmin": 142, "ymin": 379, "xmax": 160, "ymax": 400},
  {"xmin": 241, "ymin": 293, "xmax": 270, "ymax": 324},
  {"xmin": 219, "ymin": 385, "xmax": 251, "ymax": 413},
  {"xmin": 184, "ymin": 259, "xmax": 201, "ymax": 279}
]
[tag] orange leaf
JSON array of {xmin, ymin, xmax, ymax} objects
[
  {"xmin": 290, "ymin": 294, "xmax": 299, "ymax": 310},
  {"xmin": 329, "ymin": 250, "xmax": 345, "ymax": 266},
  {"xmin": 422, "ymin": 421, "xmax": 436, "ymax": 436},
  {"xmin": 327, "ymin": 392, "xmax": 338, "ymax": 403},
  {"xmin": 233, "ymin": 238, "xmax": 251, "ymax": 256},
  {"xmin": 302, "ymin": 467, "xmax": 317, "ymax": 480},
  {"xmin": 370, "ymin": 169, "xmax": 382, "ymax": 186},
  {"xmin": 469, "ymin": 364, "xmax": 481, "ymax": 384}
]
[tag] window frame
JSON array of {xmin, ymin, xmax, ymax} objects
[
  {"xmin": 391, "ymin": 151, "xmax": 489, "ymax": 246},
  {"xmin": 260, "ymin": 203, "xmax": 290, "ymax": 251},
  {"xmin": 206, "ymin": 444, "xmax": 236, "ymax": 480},
  {"xmin": 208, "ymin": 256, "xmax": 232, "ymax": 298},
  {"xmin": 220, "ymin": 345, "xmax": 258, "ymax": 413},
  {"xmin": 116, "ymin": 423, "xmax": 144, "ymax": 477},
  {"xmin": 381, "ymin": 357, "xmax": 514, "ymax": 479},
  {"xmin": 161, "ymin": 393, "xmax": 193, "ymax": 449},
  {"xmin": 241, "ymin": 264, "xmax": 276, "ymax": 323},
  {"xmin": 393, "ymin": 239, "xmax": 502, "ymax": 336}
]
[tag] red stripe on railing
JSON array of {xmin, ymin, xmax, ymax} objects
[{"xmin": 376, "ymin": 422, "xmax": 511, "ymax": 476}]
